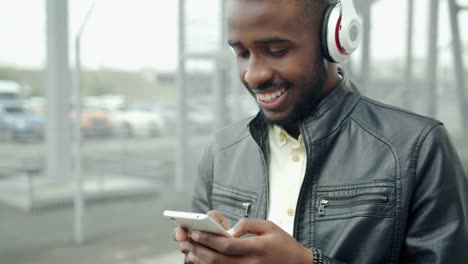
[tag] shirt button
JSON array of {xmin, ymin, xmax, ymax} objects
[
  {"xmin": 292, "ymin": 154, "xmax": 300, "ymax": 162},
  {"xmin": 287, "ymin": 208, "xmax": 295, "ymax": 216},
  {"xmin": 280, "ymin": 133, "xmax": 287, "ymax": 142}
]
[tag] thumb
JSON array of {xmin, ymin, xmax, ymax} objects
[
  {"xmin": 228, "ymin": 218, "xmax": 271, "ymax": 238},
  {"xmin": 206, "ymin": 210, "xmax": 231, "ymax": 230}
]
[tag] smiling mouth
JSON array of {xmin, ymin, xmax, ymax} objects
[{"xmin": 256, "ymin": 87, "xmax": 288, "ymax": 103}]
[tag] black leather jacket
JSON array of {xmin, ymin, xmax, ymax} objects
[{"xmin": 192, "ymin": 74, "xmax": 468, "ymax": 263}]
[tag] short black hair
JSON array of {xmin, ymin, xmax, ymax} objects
[{"xmin": 300, "ymin": 0, "xmax": 337, "ymax": 23}]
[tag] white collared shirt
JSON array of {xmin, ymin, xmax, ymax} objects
[{"xmin": 267, "ymin": 125, "xmax": 307, "ymax": 236}]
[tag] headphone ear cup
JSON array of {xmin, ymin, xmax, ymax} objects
[{"xmin": 321, "ymin": 4, "xmax": 338, "ymax": 62}]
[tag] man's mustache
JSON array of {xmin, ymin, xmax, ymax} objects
[{"xmin": 245, "ymin": 81, "xmax": 292, "ymax": 92}]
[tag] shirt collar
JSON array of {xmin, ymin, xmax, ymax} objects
[{"xmin": 269, "ymin": 124, "xmax": 304, "ymax": 149}]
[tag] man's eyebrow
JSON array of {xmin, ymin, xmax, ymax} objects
[
  {"xmin": 228, "ymin": 40, "xmax": 241, "ymax": 47},
  {"xmin": 255, "ymin": 37, "xmax": 290, "ymax": 44},
  {"xmin": 227, "ymin": 37, "xmax": 290, "ymax": 47}
]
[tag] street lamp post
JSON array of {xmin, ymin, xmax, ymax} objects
[{"xmin": 73, "ymin": 0, "xmax": 97, "ymax": 244}]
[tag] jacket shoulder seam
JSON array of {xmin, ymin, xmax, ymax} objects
[
  {"xmin": 349, "ymin": 116, "xmax": 401, "ymax": 172},
  {"xmin": 350, "ymin": 115, "xmax": 402, "ymax": 260}
]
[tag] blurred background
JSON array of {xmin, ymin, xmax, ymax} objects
[{"xmin": 0, "ymin": 0, "xmax": 467, "ymax": 263}]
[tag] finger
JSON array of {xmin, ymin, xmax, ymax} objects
[
  {"xmin": 191, "ymin": 241, "xmax": 240, "ymax": 263},
  {"xmin": 191, "ymin": 230, "xmax": 258, "ymax": 256},
  {"xmin": 184, "ymin": 255, "xmax": 195, "ymax": 264},
  {"xmin": 207, "ymin": 210, "xmax": 230, "ymax": 230},
  {"xmin": 174, "ymin": 227, "xmax": 190, "ymax": 242},
  {"xmin": 228, "ymin": 218, "xmax": 273, "ymax": 237},
  {"xmin": 178, "ymin": 241, "xmax": 192, "ymax": 254},
  {"xmin": 185, "ymin": 253, "xmax": 198, "ymax": 264},
  {"xmin": 187, "ymin": 252, "xmax": 201, "ymax": 264}
]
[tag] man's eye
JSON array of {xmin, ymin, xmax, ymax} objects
[
  {"xmin": 237, "ymin": 51, "xmax": 250, "ymax": 58},
  {"xmin": 268, "ymin": 49, "xmax": 287, "ymax": 57}
]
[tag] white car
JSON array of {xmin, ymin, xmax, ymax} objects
[{"xmin": 107, "ymin": 104, "xmax": 166, "ymax": 138}]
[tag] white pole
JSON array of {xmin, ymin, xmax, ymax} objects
[
  {"xmin": 73, "ymin": 34, "xmax": 84, "ymax": 244},
  {"xmin": 45, "ymin": 0, "xmax": 72, "ymax": 180},
  {"xmin": 73, "ymin": 1, "xmax": 97, "ymax": 244},
  {"xmin": 427, "ymin": 0, "xmax": 439, "ymax": 117},
  {"xmin": 403, "ymin": 0, "xmax": 414, "ymax": 109},
  {"xmin": 448, "ymin": 0, "xmax": 468, "ymax": 130},
  {"xmin": 175, "ymin": 0, "xmax": 187, "ymax": 191}
]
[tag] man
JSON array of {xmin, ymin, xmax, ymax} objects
[{"xmin": 174, "ymin": 0, "xmax": 468, "ymax": 263}]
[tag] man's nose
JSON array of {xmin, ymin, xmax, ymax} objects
[{"xmin": 244, "ymin": 57, "xmax": 273, "ymax": 89}]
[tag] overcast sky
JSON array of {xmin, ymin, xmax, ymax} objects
[{"xmin": 0, "ymin": 0, "xmax": 466, "ymax": 71}]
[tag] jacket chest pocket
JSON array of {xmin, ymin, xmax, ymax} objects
[
  {"xmin": 316, "ymin": 182, "xmax": 395, "ymax": 220},
  {"xmin": 211, "ymin": 182, "xmax": 258, "ymax": 224}
]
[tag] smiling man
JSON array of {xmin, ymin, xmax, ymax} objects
[
  {"xmin": 227, "ymin": 0, "xmax": 334, "ymax": 138},
  {"xmin": 174, "ymin": 0, "xmax": 468, "ymax": 263}
]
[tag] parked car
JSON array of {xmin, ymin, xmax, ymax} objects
[
  {"xmin": 0, "ymin": 80, "xmax": 21, "ymax": 102},
  {"xmin": 138, "ymin": 100, "xmax": 177, "ymax": 133},
  {"xmin": 0, "ymin": 102, "xmax": 44, "ymax": 142},
  {"xmin": 106, "ymin": 103, "xmax": 166, "ymax": 138},
  {"xmin": 80, "ymin": 108, "xmax": 113, "ymax": 137}
]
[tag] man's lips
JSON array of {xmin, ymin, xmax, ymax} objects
[
  {"xmin": 256, "ymin": 87, "xmax": 287, "ymax": 103},
  {"xmin": 253, "ymin": 85, "xmax": 291, "ymax": 111}
]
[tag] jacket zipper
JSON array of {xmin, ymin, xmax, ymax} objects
[
  {"xmin": 293, "ymin": 124, "xmax": 310, "ymax": 238},
  {"xmin": 249, "ymin": 124, "xmax": 269, "ymax": 219},
  {"xmin": 259, "ymin": 146, "xmax": 269, "ymax": 219},
  {"xmin": 242, "ymin": 202, "xmax": 252, "ymax": 217},
  {"xmin": 318, "ymin": 193, "xmax": 389, "ymax": 216},
  {"xmin": 211, "ymin": 196, "xmax": 252, "ymax": 217}
]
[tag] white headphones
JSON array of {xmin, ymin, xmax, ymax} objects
[{"xmin": 321, "ymin": 0, "xmax": 362, "ymax": 63}]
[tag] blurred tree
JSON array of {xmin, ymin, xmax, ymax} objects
[
  {"xmin": 0, "ymin": 66, "xmax": 174, "ymax": 101},
  {"xmin": 0, "ymin": 67, "xmax": 45, "ymax": 97}
]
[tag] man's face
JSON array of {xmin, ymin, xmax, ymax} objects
[{"xmin": 227, "ymin": 0, "xmax": 327, "ymax": 127}]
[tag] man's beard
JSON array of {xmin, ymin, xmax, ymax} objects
[{"xmin": 266, "ymin": 58, "xmax": 328, "ymax": 128}]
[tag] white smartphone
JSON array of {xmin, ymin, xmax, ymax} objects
[{"xmin": 163, "ymin": 210, "xmax": 232, "ymax": 237}]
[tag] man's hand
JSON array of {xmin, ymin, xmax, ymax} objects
[
  {"xmin": 173, "ymin": 210, "xmax": 231, "ymax": 262},
  {"xmin": 176, "ymin": 211, "xmax": 313, "ymax": 264}
]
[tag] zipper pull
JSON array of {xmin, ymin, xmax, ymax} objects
[
  {"xmin": 242, "ymin": 202, "xmax": 251, "ymax": 217},
  {"xmin": 318, "ymin": 199, "xmax": 329, "ymax": 216}
]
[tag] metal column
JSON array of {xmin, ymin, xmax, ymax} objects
[
  {"xmin": 45, "ymin": 0, "xmax": 72, "ymax": 179},
  {"xmin": 177, "ymin": 0, "xmax": 233, "ymax": 189},
  {"xmin": 175, "ymin": 0, "xmax": 188, "ymax": 191},
  {"xmin": 403, "ymin": 0, "xmax": 414, "ymax": 110},
  {"xmin": 448, "ymin": 0, "xmax": 468, "ymax": 130},
  {"xmin": 360, "ymin": 3, "xmax": 371, "ymax": 94},
  {"xmin": 72, "ymin": 1, "xmax": 97, "ymax": 244},
  {"xmin": 213, "ymin": 0, "xmax": 229, "ymax": 131},
  {"xmin": 427, "ymin": 0, "xmax": 440, "ymax": 117}
]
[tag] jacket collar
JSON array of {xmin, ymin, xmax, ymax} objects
[{"xmin": 248, "ymin": 67, "xmax": 361, "ymax": 145}]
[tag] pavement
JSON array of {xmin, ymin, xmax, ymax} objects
[
  {"xmin": 0, "ymin": 136, "xmax": 208, "ymax": 264},
  {"xmin": 0, "ymin": 185, "xmax": 190, "ymax": 264}
]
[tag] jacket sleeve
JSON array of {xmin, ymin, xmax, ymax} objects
[
  {"xmin": 402, "ymin": 124, "xmax": 468, "ymax": 263},
  {"xmin": 192, "ymin": 142, "xmax": 213, "ymax": 214},
  {"xmin": 321, "ymin": 255, "xmax": 347, "ymax": 264}
]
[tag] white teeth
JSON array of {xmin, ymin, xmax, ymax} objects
[{"xmin": 256, "ymin": 87, "xmax": 287, "ymax": 103}]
